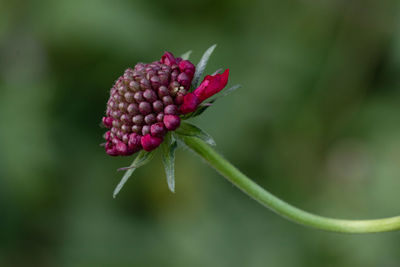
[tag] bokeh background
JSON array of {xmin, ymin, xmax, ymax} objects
[{"xmin": 1, "ymin": 0, "xmax": 400, "ymax": 266}]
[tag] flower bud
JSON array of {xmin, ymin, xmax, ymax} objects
[
  {"xmin": 141, "ymin": 134, "xmax": 163, "ymax": 151},
  {"xmin": 102, "ymin": 117, "xmax": 113, "ymax": 128},
  {"xmin": 150, "ymin": 122, "xmax": 166, "ymax": 137},
  {"xmin": 163, "ymin": 115, "xmax": 181, "ymax": 131}
]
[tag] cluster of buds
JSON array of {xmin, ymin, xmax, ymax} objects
[{"xmin": 102, "ymin": 51, "xmax": 229, "ymax": 156}]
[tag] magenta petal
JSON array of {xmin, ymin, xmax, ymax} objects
[{"xmin": 194, "ymin": 69, "xmax": 229, "ymax": 102}]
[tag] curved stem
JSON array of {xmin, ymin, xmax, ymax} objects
[{"xmin": 182, "ymin": 135, "xmax": 400, "ymax": 233}]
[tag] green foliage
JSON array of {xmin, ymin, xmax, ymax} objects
[
  {"xmin": 192, "ymin": 44, "xmax": 217, "ymax": 88},
  {"xmin": 180, "ymin": 50, "xmax": 192, "ymax": 60},
  {"xmin": 113, "ymin": 150, "xmax": 155, "ymax": 198},
  {"xmin": 161, "ymin": 133, "xmax": 178, "ymax": 193},
  {"xmin": 175, "ymin": 122, "xmax": 216, "ymax": 146}
]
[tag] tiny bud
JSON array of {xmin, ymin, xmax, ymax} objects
[
  {"xmin": 122, "ymin": 133, "xmax": 129, "ymax": 143},
  {"xmin": 124, "ymin": 92, "xmax": 135, "ymax": 103},
  {"xmin": 164, "ymin": 104, "xmax": 178, "ymax": 115},
  {"xmin": 144, "ymin": 114, "xmax": 156, "ymax": 125},
  {"xmin": 113, "ymin": 94, "xmax": 122, "ymax": 102},
  {"xmin": 162, "ymin": 96, "xmax": 173, "ymax": 105},
  {"xmin": 141, "ymin": 134, "xmax": 163, "ymax": 151},
  {"xmin": 121, "ymin": 124, "xmax": 130, "ymax": 133},
  {"xmin": 106, "ymin": 147, "xmax": 119, "ymax": 156},
  {"xmin": 158, "ymin": 85, "xmax": 169, "ymax": 97},
  {"xmin": 156, "ymin": 113, "xmax": 164, "ymax": 122},
  {"xmin": 129, "ymin": 81, "xmax": 140, "ymax": 91},
  {"xmin": 116, "ymin": 141, "xmax": 128, "ymax": 155},
  {"xmin": 102, "ymin": 117, "xmax": 113, "ymax": 128},
  {"xmin": 177, "ymin": 72, "xmax": 190, "ymax": 87},
  {"xmin": 161, "ymin": 52, "xmax": 176, "ymax": 66},
  {"xmin": 140, "ymin": 78, "xmax": 151, "ymax": 89},
  {"xmin": 118, "ymin": 85, "xmax": 127, "ymax": 95},
  {"xmin": 175, "ymin": 93, "xmax": 184, "ymax": 105},
  {"xmin": 112, "ymin": 120, "xmax": 121, "ymax": 128},
  {"xmin": 179, "ymin": 60, "xmax": 195, "ymax": 76},
  {"xmin": 131, "ymin": 125, "xmax": 142, "ymax": 133},
  {"xmin": 120, "ymin": 114, "xmax": 131, "ymax": 123},
  {"xmin": 150, "ymin": 122, "xmax": 166, "ymax": 137},
  {"xmin": 142, "ymin": 125, "xmax": 150, "ymax": 135},
  {"xmin": 127, "ymin": 103, "xmax": 139, "ymax": 115},
  {"xmin": 128, "ymin": 133, "xmax": 142, "ymax": 151},
  {"xmin": 146, "ymin": 70, "xmax": 156, "ymax": 80},
  {"xmin": 170, "ymin": 70, "xmax": 179, "ymax": 81},
  {"xmin": 152, "ymin": 100, "xmax": 164, "ymax": 113},
  {"xmin": 132, "ymin": 114, "xmax": 144, "ymax": 125},
  {"xmin": 163, "ymin": 115, "xmax": 181, "ymax": 131},
  {"xmin": 143, "ymin": 89, "xmax": 157, "ymax": 102},
  {"xmin": 134, "ymin": 91, "xmax": 144, "ymax": 102},
  {"xmin": 104, "ymin": 131, "xmax": 111, "ymax": 140},
  {"xmin": 159, "ymin": 74, "xmax": 169, "ymax": 85},
  {"xmin": 118, "ymin": 102, "xmax": 127, "ymax": 111},
  {"xmin": 139, "ymin": 102, "xmax": 152, "ymax": 115},
  {"xmin": 150, "ymin": 76, "xmax": 160, "ymax": 88}
]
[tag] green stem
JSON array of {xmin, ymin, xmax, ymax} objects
[{"xmin": 182, "ymin": 135, "xmax": 400, "ymax": 233}]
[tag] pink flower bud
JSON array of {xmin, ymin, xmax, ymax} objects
[
  {"xmin": 161, "ymin": 52, "xmax": 176, "ymax": 66},
  {"xmin": 102, "ymin": 117, "xmax": 113, "ymax": 128},
  {"xmin": 141, "ymin": 134, "xmax": 163, "ymax": 151},
  {"xmin": 150, "ymin": 122, "xmax": 166, "ymax": 137},
  {"xmin": 163, "ymin": 115, "xmax": 181, "ymax": 131},
  {"xmin": 178, "ymin": 60, "xmax": 195, "ymax": 76},
  {"xmin": 128, "ymin": 133, "xmax": 142, "ymax": 152}
]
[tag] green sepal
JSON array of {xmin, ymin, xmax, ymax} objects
[
  {"xmin": 180, "ymin": 50, "xmax": 192, "ymax": 60},
  {"xmin": 175, "ymin": 122, "xmax": 216, "ymax": 146},
  {"xmin": 192, "ymin": 44, "xmax": 217, "ymax": 89},
  {"xmin": 113, "ymin": 150, "xmax": 156, "ymax": 198},
  {"xmin": 161, "ymin": 133, "xmax": 178, "ymax": 193}
]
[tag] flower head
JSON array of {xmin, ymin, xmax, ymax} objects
[
  {"xmin": 102, "ymin": 50, "xmax": 229, "ymax": 156},
  {"xmin": 102, "ymin": 52, "xmax": 194, "ymax": 156}
]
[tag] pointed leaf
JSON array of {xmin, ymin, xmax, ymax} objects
[
  {"xmin": 161, "ymin": 135, "xmax": 178, "ymax": 193},
  {"xmin": 180, "ymin": 50, "xmax": 192, "ymax": 60},
  {"xmin": 220, "ymin": 84, "xmax": 242, "ymax": 98},
  {"xmin": 192, "ymin": 44, "xmax": 217, "ymax": 88},
  {"xmin": 175, "ymin": 122, "xmax": 216, "ymax": 146},
  {"xmin": 113, "ymin": 150, "xmax": 155, "ymax": 198}
]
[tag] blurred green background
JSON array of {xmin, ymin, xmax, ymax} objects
[{"xmin": 1, "ymin": 0, "xmax": 400, "ymax": 266}]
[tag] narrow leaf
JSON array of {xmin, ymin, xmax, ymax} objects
[
  {"xmin": 113, "ymin": 150, "xmax": 155, "ymax": 198},
  {"xmin": 180, "ymin": 50, "xmax": 192, "ymax": 60},
  {"xmin": 161, "ymin": 135, "xmax": 178, "ymax": 193},
  {"xmin": 192, "ymin": 44, "xmax": 217, "ymax": 88},
  {"xmin": 220, "ymin": 84, "xmax": 242, "ymax": 98},
  {"xmin": 175, "ymin": 122, "xmax": 216, "ymax": 146}
]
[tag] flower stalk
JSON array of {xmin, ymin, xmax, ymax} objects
[{"xmin": 181, "ymin": 135, "xmax": 400, "ymax": 234}]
